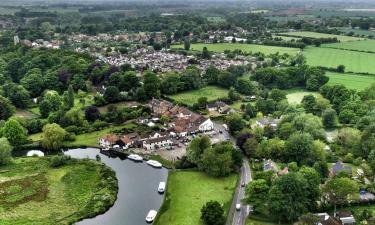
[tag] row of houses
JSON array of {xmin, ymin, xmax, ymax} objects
[
  {"xmin": 99, "ymin": 99, "xmax": 214, "ymax": 151},
  {"xmin": 99, "ymin": 48, "xmax": 252, "ymax": 73}
]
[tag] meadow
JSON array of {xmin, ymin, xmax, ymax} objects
[
  {"xmin": 155, "ymin": 171, "xmax": 238, "ymax": 225},
  {"xmin": 278, "ymin": 31, "xmax": 363, "ymax": 42},
  {"xmin": 0, "ymin": 157, "xmax": 117, "ymax": 225},
  {"xmin": 326, "ymin": 72, "xmax": 375, "ymax": 90},
  {"xmin": 337, "ymin": 27, "xmax": 375, "ymax": 37},
  {"xmin": 173, "ymin": 43, "xmax": 300, "ymax": 55},
  {"xmin": 169, "ymin": 85, "xmax": 229, "ymax": 106},
  {"xmin": 323, "ymin": 39, "xmax": 375, "ymax": 52},
  {"xmin": 303, "ymin": 47, "xmax": 375, "ymax": 74},
  {"xmin": 286, "ymin": 89, "xmax": 322, "ymax": 105}
]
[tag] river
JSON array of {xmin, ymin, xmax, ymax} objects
[{"xmin": 26, "ymin": 148, "xmax": 168, "ymax": 225}]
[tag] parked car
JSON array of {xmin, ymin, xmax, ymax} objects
[{"xmin": 236, "ymin": 204, "xmax": 241, "ymax": 211}]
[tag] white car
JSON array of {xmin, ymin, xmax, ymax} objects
[{"xmin": 236, "ymin": 203, "xmax": 241, "ymax": 211}]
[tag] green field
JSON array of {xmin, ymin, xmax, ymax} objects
[
  {"xmin": 29, "ymin": 123, "xmax": 137, "ymax": 147},
  {"xmin": 155, "ymin": 171, "xmax": 238, "ymax": 225},
  {"xmin": 169, "ymin": 86, "xmax": 229, "ymax": 106},
  {"xmin": 326, "ymin": 72, "xmax": 375, "ymax": 90},
  {"xmin": 304, "ymin": 47, "xmax": 375, "ymax": 74},
  {"xmin": 273, "ymin": 35, "xmax": 301, "ymax": 41},
  {"xmin": 337, "ymin": 27, "xmax": 375, "ymax": 37},
  {"xmin": 279, "ymin": 31, "xmax": 363, "ymax": 42},
  {"xmin": 323, "ymin": 39, "xmax": 375, "ymax": 52},
  {"xmin": 286, "ymin": 89, "xmax": 322, "ymax": 104},
  {"xmin": 173, "ymin": 43, "xmax": 300, "ymax": 55},
  {"xmin": 0, "ymin": 157, "xmax": 117, "ymax": 225},
  {"xmin": 207, "ymin": 16, "xmax": 226, "ymax": 23}
]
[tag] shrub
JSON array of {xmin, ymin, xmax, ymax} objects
[{"xmin": 50, "ymin": 155, "xmax": 72, "ymax": 168}]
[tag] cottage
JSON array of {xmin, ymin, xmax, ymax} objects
[
  {"xmin": 255, "ymin": 117, "xmax": 279, "ymax": 129},
  {"xmin": 263, "ymin": 159, "xmax": 277, "ymax": 172},
  {"xmin": 336, "ymin": 211, "xmax": 356, "ymax": 225},
  {"xmin": 99, "ymin": 134, "xmax": 119, "ymax": 148},
  {"xmin": 331, "ymin": 162, "xmax": 352, "ymax": 177}
]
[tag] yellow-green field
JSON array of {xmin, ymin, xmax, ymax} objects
[
  {"xmin": 155, "ymin": 171, "xmax": 238, "ymax": 225},
  {"xmin": 278, "ymin": 31, "xmax": 364, "ymax": 42},
  {"xmin": 323, "ymin": 39, "xmax": 375, "ymax": 52},
  {"xmin": 286, "ymin": 89, "xmax": 322, "ymax": 104},
  {"xmin": 169, "ymin": 86, "xmax": 229, "ymax": 106},
  {"xmin": 304, "ymin": 47, "xmax": 375, "ymax": 74},
  {"xmin": 173, "ymin": 43, "xmax": 300, "ymax": 55},
  {"xmin": 326, "ymin": 72, "xmax": 375, "ymax": 90}
]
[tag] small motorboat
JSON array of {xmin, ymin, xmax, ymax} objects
[
  {"xmin": 146, "ymin": 160, "xmax": 162, "ymax": 168},
  {"xmin": 146, "ymin": 210, "xmax": 157, "ymax": 223},
  {"xmin": 127, "ymin": 154, "xmax": 143, "ymax": 162},
  {"xmin": 158, "ymin": 182, "xmax": 166, "ymax": 193}
]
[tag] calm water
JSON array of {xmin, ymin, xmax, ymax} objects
[{"xmin": 26, "ymin": 148, "xmax": 168, "ymax": 225}]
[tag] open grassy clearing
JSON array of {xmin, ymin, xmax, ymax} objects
[
  {"xmin": 155, "ymin": 171, "xmax": 238, "ymax": 225},
  {"xmin": 326, "ymin": 72, "xmax": 375, "ymax": 90},
  {"xmin": 286, "ymin": 88, "xmax": 322, "ymax": 104},
  {"xmin": 337, "ymin": 27, "xmax": 375, "ymax": 37},
  {"xmin": 169, "ymin": 86, "xmax": 229, "ymax": 106},
  {"xmin": 323, "ymin": 39, "xmax": 375, "ymax": 52},
  {"xmin": 278, "ymin": 31, "xmax": 364, "ymax": 42},
  {"xmin": 0, "ymin": 157, "xmax": 117, "ymax": 225},
  {"xmin": 304, "ymin": 47, "xmax": 375, "ymax": 74},
  {"xmin": 207, "ymin": 16, "xmax": 226, "ymax": 23},
  {"xmin": 173, "ymin": 43, "xmax": 300, "ymax": 55},
  {"xmin": 29, "ymin": 123, "xmax": 137, "ymax": 147}
]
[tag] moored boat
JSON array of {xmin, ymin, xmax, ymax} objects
[
  {"xmin": 127, "ymin": 154, "xmax": 143, "ymax": 162},
  {"xmin": 146, "ymin": 210, "xmax": 157, "ymax": 223},
  {"xmin": 146, "ymin": 160, "xmax": 162, "ymax": 168}
]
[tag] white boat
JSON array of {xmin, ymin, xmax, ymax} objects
[
  {"xmin": 158, "ymin": 182, "xmax": 166, "ymax": 193},
  {"xmin": 146, "ymin": 210, "xmax": 157, "ymax": 223},
  {"xmin": 127, "ymin": 154, "xmax": 143, "ymax": 162},
  {"xmin": 146, "ymin": 160, "xmax": 162, "ymax": 168}
]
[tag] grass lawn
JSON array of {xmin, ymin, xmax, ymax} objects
[
  {"xmin": 326, "ymin": 72, "xmax": 375, "ymax": 90},
  {"xmin": 155, "ymin": 171, "xmax": 238, "ymax": 225},
  {"xmin": 0, "ymin": 157, "xmax": 117, "ymax": 225},
  {"xmin": 304, "ymin": 47, "xmax": 375, "ymax": 74},
  {"xmin": 278, "ymin": 31, "xmax": 364, "ymax": 42},
  {"xmin": 286, "ymin": 88, "xmax": 322, "ymax": 104},
  {"xmin": 323, "ymin": 39, "xmax": 375, "ymax": 52},
  {"xmin": 29, "ymin": 123, "xmax": 138, "ymax": 147},
  {"xmin": 15, "ymin": 109, "xmax": 39, "ymax": 119},
  {"xmin": 172, "ymin": 43, "xmax": 300, "ymax": 55},
  {"xmin": 169, "ymin": 86, "xmax": 229, "ymax": 106}
]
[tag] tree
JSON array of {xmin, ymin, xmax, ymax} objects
[
  {"xmin": 298, "ymin": 213, "xmax": 320, "ymax": 225},
  {"xmin": 180, "ymin": 66, "xmax": 202, "ymax": 90},
  {"xmin": 201, "ymin": 201, "xmax": 225, "ymax": 225},
  {"xmin": 39, "ymin": 91, "xmax": 62, "ymax": 118},
  {"xmin": 322, "ymin": 108, "xmax": 338, "ymax": 129},
  {"xmin": 42, "ymin": 123, "xmax": 66, "ymax": 150},
  {"xmin": 245, "ymin": 179, "xmax": 269, "ymax": 213},
  {"xmin": 186, "ymin": 135, "xmax": 211, "ymax": 164},
  {"xmin": 161, "ymin": 72, "xmax": 182, "ymax": 95},
  {"xmin": 202, "ymin": 46, "xmax": 211, "ymax": 59},
  {"xmin": 244, "ymin": 103, "xmax": 256, "ymax": 118},
  {"xmin": 0, "ymin": 138, "xmax": 12, "ymax": 165},
  {"xmin": 298, "ymin": 167, "xmax": 321, "ymax": 211},
  {"xmin": 199, "ymin": 143, "xmax": 236, "ymax": 177},
  {"xmin": 184, "ymin": 38, "xmax": 190, "ymax": 51},
  {"xmin": 0, "ymin": 96, "xmax": 15, "ymax": 120},
  {"xmin": 104, "ymin": 86, "xmax": 120, "ymax": 103},
  {"xmin": 85, "ymin": 105, "xmax": 101, "ymax": 122},
  {"xmin": 284, "ymin": 132, "xmax": 315, "ymax": 166},
  {"xmin": 227, "ymin": 113, "xmax": 245, "ymax": 134},
  {"xmin": 302, "ymin": 95, "xmax": 317, "ymax": 114},
  {"xmin": 228, "ymin": 87, "xmax": 241, "ymax": 102},
  {"xmin": 269, "ymin": 89, "xmax": 286, "ymax": 102},
  {"xmin": 20, "ymin": 68, "xmax": 44, "ymax": 97},
  {"xmin": 2, "ymin": 83, "xmax": 30, "ymax": 108},
  {"xmin": 143, "ymin": 71, "xmax": 160, "ymax": 99},
  {"xmin": 2, "ymin": 119, "xmax": 27, "ymax": 146},
  {"xmin": 65, "ymin": 85, "xmax": 75, "ymax": 109},
  {"xmin": 243, "ymin": 138, "xmax": 258, "ymax": 158},
  {"xmin": 323, "ymin": 178, "xmax": 359, "ymax": 215},
  {"xmin": 337, "ymin": 127, "xmax": 361, "ymax": 155},
  {"xmin": 337, "ymin": 65, "xmax": 345, "ymax": 73},
  {"xmin": 204, "ymin": 65, "xmax": 219, "ymax": 85},
  {"xmin": 268, "ymin": 173, "xmax": 309, "ymax": 222},
  {"xmin": 236, "ymin": 79, "xmax": 256, "ymax": 95}
]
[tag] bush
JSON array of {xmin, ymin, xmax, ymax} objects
[{"xmin": 50, "ymin": 155, "xmax": 72, "ymax": 168}]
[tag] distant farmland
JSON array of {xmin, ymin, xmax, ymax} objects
[
  {"xmin": 323, "ymin": 40, "xmax": 375, "ymax": 52},
  {"xmin": 304, "ymin": 47, "xmax": 375, "ymax": 74},
  {"xmin": 173, "ymin": 43, "xmax": 300, "ymax": 55},
  {"xmin": 278, "ymin": 31, "xmax": 364, "ymax": 42},
  {"xmin": 326, "ymin": 72, "xmax": 375, "ymax": 90}
]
